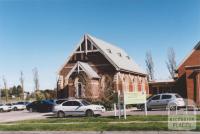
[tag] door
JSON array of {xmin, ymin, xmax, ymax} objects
[
  {"xmin": 148, "ymin": 95, "xmax": 161, "ymax": 109},
  {"xmin": 78, "ymin": 83, "xmax": 82, "ymax": 98},
  {"xmin": 160, "ymin": 94, "xmax": 172, "ymax": 108}
]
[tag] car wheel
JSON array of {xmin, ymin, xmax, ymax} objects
[
  {"xmin": 140, "ymin": 105, "xmax": 145, "ymax": 111},
  {"xmin": 0, "ymin": 109, "xmax": 3, "ymax": 112},
  {"xmin": 29, "ymin": 108, "xmax": 33, "ymax": 112},
  {"xmin": 147, "ymin": 108, "xmax": 152, "ymax": 111},
  {"xmin": 169, "ymin": 106, "xmax": 176, "ymax": 111},
  {"xmin": 14, "ymin": 107, "xmax": 18, "ymax": 111},
  {"xmin": 57, "ymin": 111, "xmax": 65, "ymax": 118},
  {"xmin": 86, "ymin": 110, "xmax": 94, "ymax": 117}
]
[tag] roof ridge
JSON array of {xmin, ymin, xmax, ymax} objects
[{"xmin": 87, "ymin": 34, "xmax": 125, "ymax": 53}]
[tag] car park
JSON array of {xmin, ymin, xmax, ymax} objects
[
  {"xmin": 137, "ymin": 93, "xmax": 185, "ymax": 111},
  {"xmin": 26, "ymin": 100, "xmax": 54, "ymax": 112},
  {"xmin": 53, "ymin": 99, "xmax": 106, "ymax": 118},
  {"xmin": 0, "ymin": 104, "xmax": 12, "ymax": 112}
]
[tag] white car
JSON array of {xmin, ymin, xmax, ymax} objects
[
  {"xmin": 53, "ymin": 99, "xmax": 106, "ymax": 118},
  {"xmin": 13, "ymin": 103, "xmax": 26, "ymax": 111},
  {"xmin": 7, "ymin": 103, "xmax": 26, "ymax": 111},
  {"xmin": 0, "ymin": 104, "xmax": 12, "ymax": 112}
]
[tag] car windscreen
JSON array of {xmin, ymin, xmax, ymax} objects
[
  {"xmin": 175, "ymin": 94, "xmax": 182, "ymax": 98},
  {"xmin": 56, "ymin": 100, "xmax": 68, "ymax": 104},
  {"xmin": 81, "ymin": 100, "xmax": 91, "ymax": 106}
]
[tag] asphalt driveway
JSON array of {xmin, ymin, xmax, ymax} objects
[
  {"xmin": 1, "ymin": 109, "xmax": 200, "ymax": 123},
  {"xmin": 0, "ymin": 110, "xmax": 50, "ymax": 123}
]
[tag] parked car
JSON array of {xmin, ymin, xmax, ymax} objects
[
  {"xmin": 0, "ymin": 104, "xmax": 12, "ymax": 112},
  {"xmin": 26, "ymin": 100, "xmax": 54, "ymax": 112},
  {"xmin": 53, "ymin": 99, "xmax": 106, "ymax": 118},
  {"xmin": 17, "ymin": 102, "xmax": 31, "ymax": 106},
  {"xmin": 12, "ymin": 102, "xmax": 26, "ymax": 111},
  {"xmin": 137, "ymin": 93, "xmax": 185, "ymax": 111},
  {"xmin": 6, "ymin": 103, "xmax": 15, "ymax": 111},
  {"xmin": 54, "ymin": 99, "xmax": 69, "ymax": 105}
]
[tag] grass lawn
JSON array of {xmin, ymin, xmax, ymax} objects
[{"xmin": 0, "ymin": 115, "xmax": 200, "ymax": 131}]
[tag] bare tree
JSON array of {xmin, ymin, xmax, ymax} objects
[
  {"xmin": 166, "ymin": 48, "xmax": 177, "ymax": 79},
  {"xmin": 33, "ymin": 68, "xmax": 40, "ymax": 91},
  {"xmin": 145, "ymin": 51, "xmax": 154, "ymax": 81},
  {"xmin": 19, "ymin": 71, "xmax": 24, "ymax": 100},
  {"xmin": 2, "ymin": 76, "xmax": 8, "ymax": 102}
]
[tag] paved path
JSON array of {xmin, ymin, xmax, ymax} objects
[{"xmin": 0, "ymin": 110, "xmax": 49, "ymax": 123}]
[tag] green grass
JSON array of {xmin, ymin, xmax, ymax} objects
[
  {"xmin": 0, "ymin": 123, "xmax": 168, "ymax": 131},
  {"xmin": 0, "ymin": 115, "xmax": 200, "ymax": 131},
  {"xmin": 10, "ymin": 115, "xmax": 169, "ymax": 124}
]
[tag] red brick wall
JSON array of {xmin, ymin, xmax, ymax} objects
[
  {"xmin": 177, "ymin": 47, "xmax": 200, "ymax": 102},
  {"xmin": 178, "ymin": 49, "xmax": 200, "ymax": 77}
]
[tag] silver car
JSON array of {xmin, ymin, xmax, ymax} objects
[{"xmin": 137, "ymin": 93, "xmax": 185, "ymax": 111}]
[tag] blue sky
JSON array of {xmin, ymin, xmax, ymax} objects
[{"xmin": 0, "ymin": 0, "xmax": 200, "ymax": 92}]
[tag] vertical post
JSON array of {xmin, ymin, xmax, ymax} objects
[
  {"xmin": 145, "ymin": 101, "xmax": 147, "ymax": 116},
  {"xmin": 124, "ymin": 103, "xmax": 127, "ymax": 119},
  {"xmin": 114, "ymin": 103, "xmax": 117, "ymax": 117},
  {"xmin": 118, "ymin": 90, "xmax": 121, "ymax": 119},
  {"xmin": 85, "ymin": 34, "xmax": 88, "ymax": 55},
  {"xmin": 124, "ymin": 91, "xmax": 127, "ymax": 120}
]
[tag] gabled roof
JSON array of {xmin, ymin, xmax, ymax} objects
[
  {"xmin": 59, "ymin": 34, "xmax": 146, "ymax": 75},
  {"xmin": 87, "ymin": 35, "xmax": 145, "ymax": 74},
  {"xmin": 65, "ymin": 61, "xmax": 100, "ymax": 80},
  {"xmin": 177, "ymin": 41, "xmax": 200, "ymax": 69}
]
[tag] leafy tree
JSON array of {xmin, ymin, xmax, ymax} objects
[
  {"xmin": 35, "ymin": 90, "xmax": 45, "ymax": 101},
  {"xmin": 12, "ymin": 86, "xmax": 18, "ymax": 96},
  {"xmin": 17, "ymin": 85, "xmax": 23, "ymax": 97}
]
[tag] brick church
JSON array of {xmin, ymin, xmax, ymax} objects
[{"xmin": 57, "ymin": 34, "xmax": 149, "ymax": 100}]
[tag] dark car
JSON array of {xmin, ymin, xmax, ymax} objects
[{"xmin": 26, "ymin": 100, "xmax": 54, "ymax": 112}]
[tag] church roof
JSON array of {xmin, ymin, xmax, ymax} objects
[
  {"xmin": 65, "ymin": 61, "xmax": 100, "ymax": 80},
  {"xmin": 78, "ymin": 61, "xmax": 100, "ymax": 79},
  {"xmin": 87, "ymin": 35, "xmax": 145, "ymax": 74},
  {"xmin": 59, "ymin": 34, "xmax": 146, "ymax": 75}
]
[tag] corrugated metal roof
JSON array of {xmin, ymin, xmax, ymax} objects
[
  {"xmin": 59, "ymin": 34, "xmax": 146, "ymax": 75},
  {"xmin": 87, "ymin": 34, "xmax": 146, "ymax": 74}
]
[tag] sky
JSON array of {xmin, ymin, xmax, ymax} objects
[{"xmin": 0, "ymin": 0, "xmax": 200, "ymax": 92}]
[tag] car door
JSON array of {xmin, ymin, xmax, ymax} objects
[
  {"xmin": 62, "ymin": 101, "xmax": 82, "ymax": 115},
  {"xmin": 160, "ymin": 95, "xmax": 172, "ymax": 108},
  {"xmin": 148, "ymin": 95, "xmax": 161, "ymax": 109},
  {"xmin": 72, "ymin": 101, "xmax": 85, "ymax": 115}
]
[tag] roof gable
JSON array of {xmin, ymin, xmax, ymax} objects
[
  {"xmin": 59, "ymin": 34, "xmax": 146, "ymax": 75},
  {"xmin": 65, "ymin": 61, "xmax": 100, "ymax": 80},
  {"xmin": 177, "ymin": 41, "xmax": 200, "ymax": 69}
]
